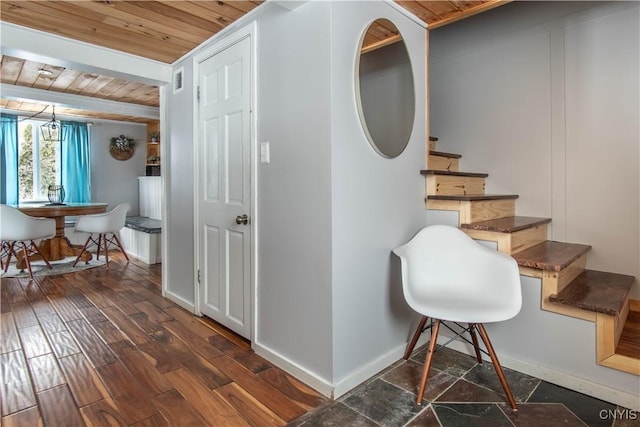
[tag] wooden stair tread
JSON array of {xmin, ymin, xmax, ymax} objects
[
  {"xmin": 429, "ymin": 136, "xmax": 438, "ymax": 142},
  {"xmin": 548, "ymin": 270, "xmax": 634, "ymax": 316},
  {"xmin": 617, "ymin": 310, "xmax": 640, "ymax": 358},
  {"xmin": 429, "ymin": 150, "xmax": 462, "ymax": 159},
  {"xmin": 427, "ymin": 194, "xmax": 519, "ymax": 201},
  {"xmin": 512, "ymin": 241, "xmax": 592, "ymax": 272},
  {"xmin": 460, "ymin": 216, "xmax": 551, "ymax": 233},
  {"xmin": 421, "ymin": 170, "xmax": 488, "ymax": 178}
]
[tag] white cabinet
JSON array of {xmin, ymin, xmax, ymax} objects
[{"xmin": 138, "ymin": 176, "xmax": 161, "ymax": 220}]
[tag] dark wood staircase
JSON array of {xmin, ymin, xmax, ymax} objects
[{"xmin": 424, "ymin": 136, "xmax": 639, "ymax": 376}]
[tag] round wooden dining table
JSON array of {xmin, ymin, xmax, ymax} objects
[{"xmin": 17, "ymin": 203, "xmax": 108, "ymax": 269}]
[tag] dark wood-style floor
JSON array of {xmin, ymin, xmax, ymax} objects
[{"xmin": 0, "ymin": 254, "xmax": 328, "ymax": 426}]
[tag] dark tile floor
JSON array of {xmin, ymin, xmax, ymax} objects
[{"xmin": 289, "ymin": 345, "xmax": 640, "ymax": 427}]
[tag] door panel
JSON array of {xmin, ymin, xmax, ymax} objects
[{"xmin": 197, "ymin": 36, "xmax": 251, "ymax": 338}]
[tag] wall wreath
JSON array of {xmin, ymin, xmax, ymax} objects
[{"xmin": 109, "ymin": 135, "xmax": 136, "ymax": 161}]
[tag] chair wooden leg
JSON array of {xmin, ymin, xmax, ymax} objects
[
  {"xmin": 4, "ymin": 242, "xmax": 17, "ymax": 272},
  {"xmin": 476, "ymin": 323, "xmax": 518, "ymax": 411},
  {"xmin": 73, "ymin": 236, "xmax": 93, "ymax": 267},
  {"xmin": 417, "ymin": 319, "xmax": 440, "ymax": 404},
  {"xmin": 20, "ymin": 242, "xmax": 34, "ymax": 279},
  {"xmin": 30, "ymin": 240, "xmax": 52, "ymax": 270},
  {"xmin": 404, "ymin": 316, "xmax": 428, "ymax": 360},
  {"xmin": 103, "ymin": 234, "xmax": 110, "ymax": 268},
  {"xmin": 96, "ymin": 234, "xmax": 103, "ymax": 260},
  {"xmin": 112, "ymin": 233, "xmax": 129, "ymax": 262},
  {"xmin": 468, "ymin": 323, "xmax": 483, "ymax": 363}
]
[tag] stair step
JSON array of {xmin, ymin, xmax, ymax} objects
[
  {"xmin": 427, "ymin": 194, "xmax": 518, "ymax": 202},
  {"xmin": 461, "ymin": 216, "xmax": 551, "ymax": 233},
  {"xmin": 512, "ymin": 241, "xmax": 592, "ymax": 272},
  {"xmin": 426, "ymin": 194, "xmax": 519, "ymax": 224},
  {"xmin": 429, "ymin": 150, "xmax": 462, "ymax": 159},
  {"xmin": 461, "ymin": 216, "xmax": 551, "ymax": 254},
  {"xmin": 421, "ymin": 170, "xmax": 488, "ymax": 178},
  {"xmin": 422, "ymin": 170, "xmax": 488, "ymax": 196},
  {"xmin": 428, "ymin": 151, "xmax": 462, "ymax": 172},
  {"xmin": 548, "ymin": 270, "xmax": 634, "ymax": 316}
]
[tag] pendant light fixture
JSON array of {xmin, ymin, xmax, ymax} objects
[{"xmin": 40, "ymin": 105, "xmax": 61, "ymax": 142}]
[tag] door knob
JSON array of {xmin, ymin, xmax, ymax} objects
[{"xmin": 235, "ymin": 214, "xmax": 249, "ymax": 225}]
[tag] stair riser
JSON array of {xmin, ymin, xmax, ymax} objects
[
  {"xmin": 428, "ymin": 155, "xmax": 459, "ymax": 172},
  {"xmin": 429, "ymin": 140, "xmax": 436, "ymax": 151},
  {"xmin": 426, "ymin": 175, "xmax": 485, "ymax": 196},
  {"xmin": 597, "ymin": 302, "xmax": 638, "ymax": 375},
  {"xmin": 541, "ymin": 254, "xmax": 593, "ymax": 321},
  {"xmin": 463, "ymin": 224, "xmax": 548, "ymax": 255},
  {"xmin": 426, "ymin": 199, "xmax": 516, "ymax": 224}
]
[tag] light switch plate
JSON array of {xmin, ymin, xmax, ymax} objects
[{"xmin": 260, "ymin": 142, "xmax": 270, "ymax": 164}]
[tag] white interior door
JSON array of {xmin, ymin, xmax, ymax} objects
[{"xmin": 197, "ymin": 36, "xmax": 252, "ymax": 339}]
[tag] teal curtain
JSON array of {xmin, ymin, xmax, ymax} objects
[
  {"xmin": 0, "ymin": 114, "xmax": 19, "ymax": 205},
  {"xmin": 61, "ymin": 121, "xmax": 91, "ymax": 203}
]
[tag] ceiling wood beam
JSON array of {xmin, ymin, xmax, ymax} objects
[
  {"xmin": 0, "ymin": 22, "xmax": 171, "ymax": 85},
  {"xmin": 1, "ymin": 83, "xmax": 160, "ymax": 120}
]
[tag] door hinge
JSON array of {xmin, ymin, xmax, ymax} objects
[
  {"xmin": 197, "ymin": 86, "xmax": 200, "ymax": 101},
  {"xmin": 197, "ymin": 269, "xmax": 201, "ymax": 283}
]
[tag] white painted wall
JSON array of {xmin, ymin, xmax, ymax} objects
[
  {"xmin": 251, "ymin": 2, "xmax": 334, "ymax": 384},
  {"xmin": 164, "ymin": 58, "xmax": 196, "ymax": 309},
  {"xmin": 89, "ymin": 121, "xmax": 147, "ymax": 215},
  {"xmin": 164, "ymin": 0, "xmax": 427, "ymax": 395},
  {"xmin": 430, "ymin": 1, "xmax": 639, "ymax": 298},
  {"xmin": 330, "ymin": 1, "xmax": 426, "ymax": 390},
  {"xmin": 429, "ymin": 1, "xmax": 640, "ymax": 408}
]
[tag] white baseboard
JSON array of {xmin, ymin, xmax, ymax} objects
[
  {"xmin": 164, "ymin": 290, "xmax": 195, "ymax": 313},
  {"xmin": 332, "ymin": 341, "xmax": 413, "ymax": 398},
  {"xmin": 253, "ymin": 341, "xmax": 334, "ymax": 398},
  {"xmin": 261, "ymin": 326, "xmax": 639, "ymax": 410}
]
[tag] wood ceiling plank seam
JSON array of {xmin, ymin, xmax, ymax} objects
[
  {"xmin": 68, "ymin": 1, "xmax": 202, "ymax": 48},
  {"xmin": 396, "ymin": 1, "xmax": 441, "ymax": 23},
  {"xmin": 223, "ymin": 0, "xmax": 265, "ymax": 14},
  {"xmin": 118, "ymin": 86, "xmax": 160, "ymax": 106},
  {"xmin": 427, "ymin": 0, "xmax": 512, "ymax": 29},
  {"xmin": 156, "ymin": 0, "xmax": 236, "ymax": 27},
  {"xmin": 31, "ymin": 76, "xmax": 57, "ymax": 92},
  {"xmin": 0, "ymin": 3, "xmax": 181, "ymax": 63},
  {"xmin": 426, "ymin": 2, "xmax": 461, "ymax": 15},
  {"xmin": 96, "ymin": 78, "xmax": 142, "ymax": 99},
  {"xmin": 123, "ymin": 1, "xmax": 226, "ymax": 34},
  {"xmin": 65, "ymin": 73, "xmax": 105, "ymax": 94},
  {"xmin": 447, "ymin": 1, "xmax": 465, "ymax": 12},
  {"xmin": 16, "ymin": 57, "xmax": 44, "ymax": 89},
  {"xmin": 111, "ymin": 2, "xmax": 218, "ymax": 41},
  {"xmin": 49, "ymin": 69, "xmax": 82, "ymax": 92},
  {"xmin": 79, "ymin": 75, "xmax": 118, "ymax": 98},
  {"xmin": 0, "ymin": 56, "xmax": 25, "ymax": 85},
  {"xmin": 105, "ymin": 82, "xmax": 146, "ymax": 100},
  {"xmin": 193, "ymin": 1, "xmax": 248, "ymax": 21}
]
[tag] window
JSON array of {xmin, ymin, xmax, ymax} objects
[{"xmin": 18, "ymin": 120, "xmax": 61, "ymax": 202}]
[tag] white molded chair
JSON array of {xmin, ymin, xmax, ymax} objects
[
  {"xmin": 0, "ymin": 204, "xmax": 56, "ymax": 278},
  {"xmin": 393, "ymin": 225, "xmax": 522, "ymax": 409},
  {"xmin": 73, "ymin": 203, "xmax": 130, "ymax": 268}
]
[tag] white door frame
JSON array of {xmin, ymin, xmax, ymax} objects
[{"xmin": 192, "ymin": 22, "xmax": 257, "ymax": 342}]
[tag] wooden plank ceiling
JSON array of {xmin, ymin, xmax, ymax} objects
[{"xmin": 0, "ymin": 1, "xmax": 508, "ymax": 123}]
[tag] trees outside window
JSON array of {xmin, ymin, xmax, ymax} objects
[{"xmin": 18, "ymin": 120, "xmax": 60, "ymax": 202}]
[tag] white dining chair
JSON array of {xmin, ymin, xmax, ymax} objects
[
  {"xmin": 73, "ymin": 203, "xmax": 130, "ymax": 268},
  {"xmin": 0, "ymin": 204, "xmax": 56, "ymax": 278},
  {"xmin": 393, "ymin": 225, "xmax": 522, "ymax": 410}
]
